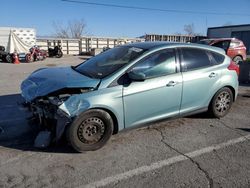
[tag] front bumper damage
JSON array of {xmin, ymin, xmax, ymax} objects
[
  {"xmin": 20, "ymin": 66, "xmax": 101, "ymax": 148},
  {"xmin": 24, "ymin": 96, "xmax": 72, "ymax": 148}
]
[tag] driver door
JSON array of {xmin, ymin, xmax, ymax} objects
[{"xmin": 123, "ymin": 48, "xmax": 183, "ymax": 128}]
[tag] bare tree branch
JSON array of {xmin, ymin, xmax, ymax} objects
[
  {"xmin": 222, "ymin": 21, "xmax": 232, "ymax": 26},
  {"xmin": 184, "ymin": 23, "xmax": 195, "ymax": 36},
  {"xmin": 53, "ymin": 21, "xmax": 70, "ymax": 38},
  {"xmin": 53, "ymin": 19, "xmax": 86, "ymax": 39},
  {"xmin": 69, "ymin": 19, "xmax": 86, "ymax": 38}
]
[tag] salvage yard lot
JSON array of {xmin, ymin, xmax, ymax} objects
[{"xmin": 0, "ymin": 56, "xmax": 250, "ymax": 188}]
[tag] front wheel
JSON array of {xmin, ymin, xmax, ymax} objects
[
  {"xmin": 208, "ymin": 87, "xmax": 233, "ymax": 118},
  {"xmin": 67, "ymin": 109, "xmax": 114, "ymax": 152}
]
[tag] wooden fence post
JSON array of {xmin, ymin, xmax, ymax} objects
[
  {"xmin": 79, "ymin": 39, "xmax": 82, "ymax": 54},
  {"xmin": 66, "ymin": 40, "xmax": 69, "ymax": 55}
]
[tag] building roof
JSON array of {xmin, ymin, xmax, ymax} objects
[{"xmin": 208, "ymin": 24, "xmax": 250, "ymax": 30}]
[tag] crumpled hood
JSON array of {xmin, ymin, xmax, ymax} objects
[{"xmin": 21, "ymin": 66, "xmax": 100, "ymax": 102}]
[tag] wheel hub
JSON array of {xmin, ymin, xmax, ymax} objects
[
  {"xmin": 77, "ymin": 117, "xmax": 105, "ymax": 144},
  {"xmin": 215, "ymin": 91, "xmax": 231, "ymax": 113}
]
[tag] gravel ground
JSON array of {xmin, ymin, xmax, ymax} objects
[{"xmin": 0, "ymin": 56, "xmax": 249, "ymax": 188}]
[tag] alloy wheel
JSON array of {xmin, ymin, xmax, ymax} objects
[{"xmin": 215, "ymin": 91, "xmax": 231, "ymax": 115}]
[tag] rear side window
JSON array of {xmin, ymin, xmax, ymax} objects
[
  {"xmin": 229, "ymin": 41, "xmax": 240, "ymax": 48},
  {"xmin": 180, "ymin": 48, "xmax": 212, "ymax": 71},
  {"xmin": 210, "ymin": 51, "xmax": 225, "ymax": 65},
  {"xmin": 211, "ymin": 40, "xmax": 230, "ymax": 51}
]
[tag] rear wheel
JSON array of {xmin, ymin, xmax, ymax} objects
[
  {"xmin": 233, "ymin": 56, "xmax": 243, "ymax": 64},
  {"xmin": 67, "ymin": 109, "xmax": 113, "ymax": 152},
  {"xmin": 25, "ymin": 54, "xmax": 34, "ymax": 63},
  {"xmin": 208, "ymin": 87, "xmax": 233, "ymax": 118},
  {"xmin": 56, "ymin": 50, "xmax": 63, "ymax": 58}
]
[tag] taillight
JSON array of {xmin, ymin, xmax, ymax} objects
[{"xmin": 228, "ymin": 61, "xmax": 240, "ymax": 76}]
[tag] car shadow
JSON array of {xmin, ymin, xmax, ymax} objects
[
  {"xmin": 185, "ymin": 112, "xmax": 212, "ymax": 119},
  {"xmin": 236, "ymin": 128, "xmax": 250, "ymax": 133},
  {"xmin": 0, "ymin": 93, "xmax": 78, "ymax": 154}
]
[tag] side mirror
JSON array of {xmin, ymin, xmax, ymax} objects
[{"xmin": 128, "ymin": 71, "xmax": 146, "ymax": 81}]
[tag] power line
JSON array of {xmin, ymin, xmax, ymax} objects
[{"xmin": 61, "ymin": 0, "xmax": 250, "ymax": 17}]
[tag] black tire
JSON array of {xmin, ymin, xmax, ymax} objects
[
  {"xmin": 67, "ymin": 109, "xmax": 114, "ymax": 152},
  {"xmin": 233, "ymin": 56, "xmax": 243, "ymax": 64},
  {"xmin": 56, "ymin": 50, "xmax": 63, "ymax": 58},
  {"xmin": 208, "ymin": 87, "xmax": 233, "ymax": 118},
  {"xmin": 5, "ymin": 54, "xmax": 12, "ymax": 63},
  {"xmin": 25, "ymin": 54, "xmax": 33, "ymax": 63}
]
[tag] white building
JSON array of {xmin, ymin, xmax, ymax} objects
[{"xmin": 0, "ymin": 27, "xmax": 36, "ymax": 53}]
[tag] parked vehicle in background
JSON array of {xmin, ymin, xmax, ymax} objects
[
  {"xmin": 0, "ymin": 46, "xmax": 13, "ymax": 63},
  {"xmin": 199, "ymin": 38, "xmax": 247, "ymax": 64},
  {"xmin": 48, "ymin": 45, "xmax": 63, "ymax": 58},
  {"xmin": 102, "ymin": 46, "xmax": 111, "ymax": 52},
  {"xmin": 21, "ymin": 42, "xmax": 239, "ymax": 152},
  {"xmin": 25, "ymin": 46, "xmax": 47, "ymax": 63}
]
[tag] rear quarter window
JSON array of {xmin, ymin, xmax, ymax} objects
[
  {"xmin": 210, "ymin": 51, "xmax": 225, "ymax": 65},
  {"xmin": 180, "ymin": 48, "xmax": 213, "ymax": 71}
]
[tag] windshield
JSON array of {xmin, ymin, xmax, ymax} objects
[{"xmin": 75, "ymin": 46, "xmax": 146, "ymax": 79}]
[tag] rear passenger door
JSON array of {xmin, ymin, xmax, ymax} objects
[{"xmin": 179, "ymin": 48, "xmax": 223, "ymax": 115}]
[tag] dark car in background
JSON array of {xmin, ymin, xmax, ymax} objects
[
  {"xmin": 199, "ymin": 38, "xmax": 247, "ymax": 64},
  {"xmin": 0, "ymin": 46, "xmax": 13, "ymax": 63}
]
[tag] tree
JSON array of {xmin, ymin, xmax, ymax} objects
[
  {"xmin": 53, "ymin": 19, "xmax": 86, "ymax": 39},
  {"xmin": 184, "ymin": 23, "xmax": 195, "ymax": 36},
  {"xmin": 222, "ymin": 21, "xmax": 232, "ymax": 26}
]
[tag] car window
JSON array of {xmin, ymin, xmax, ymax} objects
[
  {"xmin": 198, "ymin": 40, "xmax": 211, "ymax": 45},
  {"xmin": 181, "ymin": 48, "xmax": 212, "ymax": 71},
  {"xmin": 131, "ymin": 49, "xmax": 176, "ymax": 79},
  {"xmin": 211, "ymin": 40, "xmax": 230, "ymax": 51},
  {"xmin": 229, "ymin": 41, "xmax": 240, "ymax": 48},
  {"xmin": 75, "ymin": 46, "xmax": 146, "ymax": 79},
  {"xmin": 210, "ymin": 51, "xmax": 225, "ymax": 65}
]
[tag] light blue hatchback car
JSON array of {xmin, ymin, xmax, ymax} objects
[{"xmin": 21, "ymin": 42, "xmax": 239, "ymax": 152}]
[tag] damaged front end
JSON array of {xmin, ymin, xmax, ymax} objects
[
  {"xmin": 24, "ymin": 88, "xmax": 92, "ymax": 148},
  {"xmin": 20, "ymin": 66, "xmax": 101, "ymax": 148}
]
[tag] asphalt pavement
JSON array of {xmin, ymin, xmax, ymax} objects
[{"xmin": 0, "ymin": 56, "xmax": 249, "ymax": 188}]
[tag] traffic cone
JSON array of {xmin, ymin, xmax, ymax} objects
[{"xmin": 13, "ymin": 52, "xmax": 20, "ymax": 64}]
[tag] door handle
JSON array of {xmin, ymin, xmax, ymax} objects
[
  {"xmin": 166, "ymin": 81, "xmax": 178, "ymax": 87},
  {"xmin": 209, "ymin": 72, "xmax": 217, "ymax": 78}
]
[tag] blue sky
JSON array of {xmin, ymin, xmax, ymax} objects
[{"xmin": 1, "ymin": 0, "xmax": 250, "ymax": 37}]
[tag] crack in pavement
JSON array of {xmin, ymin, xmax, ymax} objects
[{"xmin": 152, "ymin": 127, "xmax": 213, "ymax": 188}]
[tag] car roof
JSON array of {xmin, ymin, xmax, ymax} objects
[
  {"xmin": 201, "ymin": 38, "xmax": 241, "ymax": 42},
  {"xmin": 123, "ymin": 41, "xmax": 226, "ymax": 55},
  {"xmin": 123, "ymin": 41, "xmax": 175, "ymax": 49}
]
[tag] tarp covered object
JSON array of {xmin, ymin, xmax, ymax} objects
[{"xmin": 6, "ymin": 31, "xmax": 32, "ymax": 53}]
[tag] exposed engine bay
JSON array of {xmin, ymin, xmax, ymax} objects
[{"xmin": 24, "ymin": 88, "xmax": 92, "ymax": 148}]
